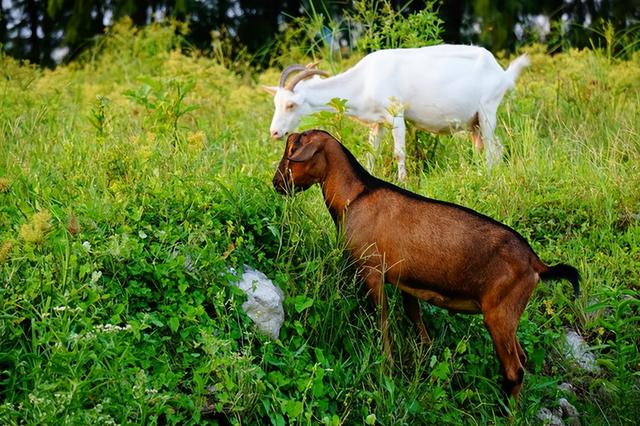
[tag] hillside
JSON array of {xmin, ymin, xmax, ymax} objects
[{"xmin": 1, "ymin": 20, "xmax": 639, "ymax": 424}]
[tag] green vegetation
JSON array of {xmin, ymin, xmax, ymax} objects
[{"xmin": 1, "ymin": 18, "xmax": 639, "ymax": 425}]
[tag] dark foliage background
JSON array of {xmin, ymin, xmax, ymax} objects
[{"xmin": 1, "ymin": 0, "xmax": 639, "ymax": 67}]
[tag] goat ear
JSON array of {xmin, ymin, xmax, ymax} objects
[
  {"xmin": 287, "ymin": 141, "xmax": 321, "ymax": 163},
  {"xmin": 260, "ymin": 85, "xmax": 278, "ymax": 96}
]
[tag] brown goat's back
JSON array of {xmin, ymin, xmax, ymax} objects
[{"xmin": 345, "ymin": 185, "xmax": 542, "ymax": 305}]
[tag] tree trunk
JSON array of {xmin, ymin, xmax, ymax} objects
[
  {"xmin": 440, "ymin": 0, "xmax": 464, "ymax": 44},
  {"xmin": 26, "ymin": 0, "xmax": 40, "ymax": 63}
]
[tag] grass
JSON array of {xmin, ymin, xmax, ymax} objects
[{"xmin": 1, "ymin": 20, "xmax": 639, "ymax": 425}]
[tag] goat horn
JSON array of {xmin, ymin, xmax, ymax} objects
[
  {"xmin": 279, "ymin": 64, "xmax": 307, "ymax": 88},
  {"xmin": 285, "ymin": 69, "xmax": 329, "ymax": 91},
  {"xmin": 306, "ymin": 60, "xmax": 320, "ymax": 69}
]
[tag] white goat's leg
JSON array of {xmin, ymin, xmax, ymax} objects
[
  {"xmin": 479, "ymin": 107, "xmax": 502, "ymax": 169},
  {"xmin": 367, "ymin": 123, "xmax": 384, "ymax": 171},
  {"xmin": 391, "ymin": 114, "xmax": 407, "ymax": 181}
]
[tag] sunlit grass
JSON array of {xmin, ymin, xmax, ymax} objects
[{"xmin": 1, "ymin": 20, "xmax": 639, "ymax": 425}]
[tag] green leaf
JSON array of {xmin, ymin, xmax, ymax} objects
[
  {"xmin": 585, "ymin": 301, "xmax": 610, "ymax": 313},
  {"xmin": 282, "ymin": 400, "xmax": 304, "ymax": 418},
  {"xmin": 597, "ymin": 358, "xmax": 616, "ymax": 371},
  {"xmin": 293, "ymin": 295, "xmax": 314, "ymax": 313},
  {"xmin": 168, "ymin": 317, "xmax": 180, "ymax": 332},
  {"xmin": 181, "ymin": 105, "xmax": 199, "ymax": 114},
  {"xmin": 272, "ymin": 414, "xmax": 285, "ymax": 426},
  {"xmin": 432, "ymin": 361, "xmax": 450, "ymax": 381},
  {"xmin": 429, "ymin": 355, "xmax": 437, "ymax": 368}
]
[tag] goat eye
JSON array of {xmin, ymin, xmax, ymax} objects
[{"xmin": 285, "ymin": 102, "xmax": 296, "ymax": 111}]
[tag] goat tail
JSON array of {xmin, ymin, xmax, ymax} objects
[
  {"xmin": 539, "ymin": 263, "xmax": 581, "ymax": 298},
  {"xmin": 504, "ymin": 54, "xmax": 530, "ymax": 89}
]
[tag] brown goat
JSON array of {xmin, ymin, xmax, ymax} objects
[{"xmin": 272, "ymin": 130, "xmax": 580, "ymax": 402}]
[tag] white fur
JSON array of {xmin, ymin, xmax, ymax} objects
[{"xmin": 268, "ymin": 44, "xmax": 530, "ymax": 180}]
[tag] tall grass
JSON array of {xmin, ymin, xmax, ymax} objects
[{"xmin": 1, "ymin": 19, "xmax": 639, "ymax": 425}]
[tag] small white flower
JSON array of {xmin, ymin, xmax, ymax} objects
[
  {"xmin": 82, "ymin": 241, "xmax": 92, "ymax": 252},
  {"xmin": 28, "ymin": 393, "xmax": 45, "ymax": 405},
  {"xmin": 138, "ymin": 230, "xmax": 147, "ymax": 239},
  {"xmin": 54, "ymin": 305, "xmax": 67, "ymax": 312},
  {"xmin": 94, "ymin": 323, "xmax": 132, "ymax": 334},
  {"xmin": 91, "ymin": 270, "xmax": 102, "ymax": 284}
]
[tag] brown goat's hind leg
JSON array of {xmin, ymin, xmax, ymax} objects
[
  {"xmin": 483, "ymin": 310, "xmax": 525, "ymax": 402},
  {"xmin": 363, "ymin": 270, "xmax": 392, "ymax": 359},
  {"xmin": 402, "ymin": 292, "xmax": 431, "ymax": 345}
]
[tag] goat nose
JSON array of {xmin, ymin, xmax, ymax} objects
[
  {"xmin": 270, "ymin": 130, "xmax": 280, "ymax": 139},
  {"xmin": 272, "ymin": 177, "xmax": 286, "ymax": 194}
]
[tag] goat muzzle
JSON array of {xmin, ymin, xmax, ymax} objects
[
  {"xmin": 272, "ymin": 178, "xmax": 287, "ymax": 194},
  {"xmin": 272, "ymin": 168, "xmax": 291, "ymax": 195}
]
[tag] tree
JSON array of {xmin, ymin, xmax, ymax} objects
[{"xmin": 1, "ymin": 0, "xmax": 638, "ymax": 67}]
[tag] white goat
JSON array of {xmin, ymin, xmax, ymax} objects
[{"xmin": 264, "ymin": 44, "xmax": 530, "ymax": 180}]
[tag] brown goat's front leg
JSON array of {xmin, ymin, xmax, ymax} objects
[
  {"xmin": 362, "ymin": 270, "xmax": 391, "ymax": 359},
  {"xmin": 402, "ymin": 292, "xmax": 431, "ymax": 345}
]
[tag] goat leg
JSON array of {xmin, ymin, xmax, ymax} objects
[
  {"xmin": 362, "ymin": 269, "xmax": 392, "ymax": 360},
  {"xmin": 402, "ymin": 292, "xmax": 431, "ymax": 345}
]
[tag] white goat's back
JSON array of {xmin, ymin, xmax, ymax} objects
[{"xmin": 351, "ymin": 45, "xmax": 522, "ymax": 132}]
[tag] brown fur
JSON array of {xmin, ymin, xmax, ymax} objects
[{"xmin": 273, "ymin": 130, "xmax": 580, "ymax": 404}]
